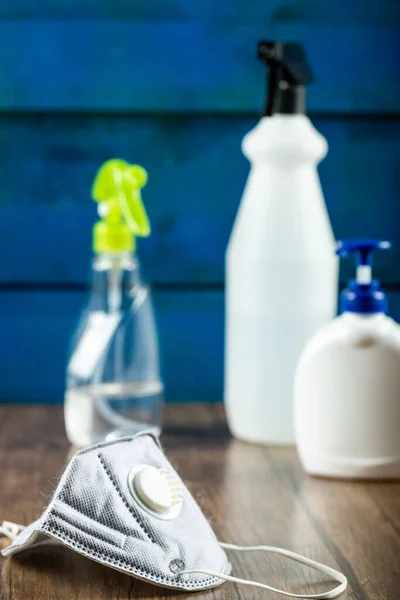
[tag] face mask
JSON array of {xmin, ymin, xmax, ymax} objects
[{"xmin": 0, "ymin": 432, "xmax": 347, "ymax": 598}]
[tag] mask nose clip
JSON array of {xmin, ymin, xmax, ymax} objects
[{"xmin": 169, "ymin": 559, "xmax": 185, "ymax": 574}]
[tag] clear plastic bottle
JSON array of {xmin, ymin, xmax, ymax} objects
[{"xmin": 64, "ymin": 160, "xmax": 163, "ymax": 447}]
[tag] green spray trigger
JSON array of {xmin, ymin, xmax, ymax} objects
[{"xmin": 92, "ymin": 159, "xmax": 151, "ymax": 253}]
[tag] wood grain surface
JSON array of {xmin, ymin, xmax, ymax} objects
[
  {"xmin": 0, "ymin": 0, "xmax": 399, "ymax": 404},
  {"xmin": 0, "ymin": 404, "xmax": 399, "ymax": 599}
]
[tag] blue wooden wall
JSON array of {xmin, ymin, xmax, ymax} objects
[{"xmin": 0, "ymin": 1, "xmax": 399, "ymax": 402}]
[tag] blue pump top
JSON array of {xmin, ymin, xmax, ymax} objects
[{"xmin": 336, "ymin": 239, "xmax": 391, "ymax": 314}]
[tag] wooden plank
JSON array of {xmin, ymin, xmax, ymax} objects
[
  {"xmin": 2, "ymin": 289, "xmax": 400, "ymax": 404},
  {"xmin": 1, "ymin": 0, "xmax": 399, "ymax": 22},
  {"xmin": 0, "ymin": 20, "xmax": 398, "ymax": 112},
  {"xmin": 0, "ymin": 290, "xmax": 224, "ymax": 403},
  {"xmin": 1, "ymin": 403, "xmax": 400, "ymax": 599},
  {"xmin": 365, "ymin": 483, "xmax": 400, "ymax": 542},
  {"xmin": 268, "ymin": 448, "xmax": 400, "ymax": 600},
  {"xmin": 0, "ymin": 115, "xmax": 398, "ymax": 284}
]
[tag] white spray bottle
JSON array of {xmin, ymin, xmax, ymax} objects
[{"xmin": 225, "ymin": 41, "xmax": 337, "ymax": 445}]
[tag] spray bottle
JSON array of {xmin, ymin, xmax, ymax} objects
[
  {"xmin": 65, "ymin": 159, "xmax": 163, "ymax": 447},
  {"xmin": 225, "ymin": 41, "xmax": 337, "ymax": 445},
  {"xmin": 295, "ymin": 240, "xmax": 400, "ymax": 479}
]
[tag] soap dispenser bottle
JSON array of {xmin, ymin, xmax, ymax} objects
[
  {"xmin": 65, "ymin": 159, "xmax": 163, "ymax": 448},
  {"xmin": 295, "ymin": 240, "xmax": 400, "ymax": 479},
  {"xmin": 225, "ymin": 41, "xmax": 337, "ymax": 445}
]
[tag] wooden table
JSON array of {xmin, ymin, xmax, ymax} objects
[{"xmin": 0, "ymin": 404, "xmax": 399, "ymax": 600}]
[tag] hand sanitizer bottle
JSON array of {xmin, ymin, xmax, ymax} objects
[
  {"xmin": 65, "ymin": 159, "xmax": 163, "ymax": 447},
  {"xmin": 225, "ymin": 41, "xmax": 337, "ymax": 445},
  {"xmin": 295, "ymin": 240, "xmax": 400, "ymax": 479}
]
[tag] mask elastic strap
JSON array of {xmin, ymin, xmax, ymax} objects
[
  {"xmin": 0, "ymin": 521, "xmax": 25, "ymax": 541},
  {"xmin": 179, "ymin": 543, "xmax": 347, "ymax": 599}
]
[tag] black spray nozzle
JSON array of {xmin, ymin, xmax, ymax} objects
[{"xmin": 257, "ymin": 41, "xmax": 313, "ymax": 116}]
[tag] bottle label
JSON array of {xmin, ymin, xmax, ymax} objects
[{"xmin": 68, "ymin": 311, "xmax": 122, "ymax": 380}]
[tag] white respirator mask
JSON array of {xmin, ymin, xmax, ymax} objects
[{"xmin": 0, "ymin": 433, "xmax": 347, "ymax": 598}]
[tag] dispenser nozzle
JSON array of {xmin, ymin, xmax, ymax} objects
[
  {"xmin": 257, "ymin": 41, "xmax": 313, "ymax": 116},
  {"xmin": 336, "ymin": 240, "xmax": 391, "ymax": 284},
  {"xmin": 336, "ymin": 239, "xmax": 391, "ymax": 314}
]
